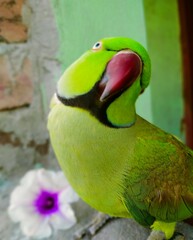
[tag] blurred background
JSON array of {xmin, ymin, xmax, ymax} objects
[{"xmin": 0, "ymin": 0, "xmax": 192, "ymax": 239}]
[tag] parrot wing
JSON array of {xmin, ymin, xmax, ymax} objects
[
  {"xmin": 123, "ymin": 124, "xmax": 193, "ymax": 224},
  {"xmin": 123, "ymin": 193, "xmax": 155, "ymax": 226}
]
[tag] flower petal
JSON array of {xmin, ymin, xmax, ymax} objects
[
  {"xmin": 8, "ymin": 168, "xmax": 79, "ymax": 238},
  {"xmin": 20, "ymin": 170, "xmax": 40, "ymax": 194},
  {"xmin": 53, "ymin": 171, "xmax": 69, "ymax": 190},
  {"xmin": 51, "ymin": 204, "xmax": 77, "ymax": 230},
  {"xmin": 9, "ymin": 185, "xmax": 35, "ymax": 206},
  {"xmin": 37, "ymin": 169, "xmax": 59, "ymax": 192},
  {"xmin": 59, "ymin": 186, "xmax": 79, "ymax": 204},
  {"xmin": 20, "ymin": 170, "xmax": 38, "ymax": 186},
  {"xmin": 8, "ymin": 205, "xmax": 34, "ymax": 223},
  {"xmin": 20, "ymin": 215, "xmax": 52, "ymax": 239}
]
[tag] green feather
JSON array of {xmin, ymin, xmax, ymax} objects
[{"xmin": 124, "ymin": 192, "xmax": 155, "ymax": 226}]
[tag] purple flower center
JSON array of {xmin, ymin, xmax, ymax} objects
[{"xmin": 34, "ymin": 190, "xmax": 59, "ymax": 216}]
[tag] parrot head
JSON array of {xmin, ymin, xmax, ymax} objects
[{"xmin": 57, "ymin": 37, "xmax": 151, "ymax": 128}]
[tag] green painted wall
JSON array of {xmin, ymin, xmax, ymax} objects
[
  {"xmin": 51, "ymin": 0, "xmax": 153, "ymax": 122},
  {"xmin": 144, "ymin": 0, "xmax": 184, "ymax": 140}
]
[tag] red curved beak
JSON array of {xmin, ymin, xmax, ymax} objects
[{"xmin": 99, "ymin": 50, "xmax": 142, "ymax": 101}]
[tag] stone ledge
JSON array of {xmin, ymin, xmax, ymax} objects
[{"xmin": 1, "ymin": 169, "xmax": 193, "ymax": 240}]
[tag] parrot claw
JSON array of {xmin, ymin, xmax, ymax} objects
[
  {"xmin": 147, "ymin": 230, "xmax": 166, "ymax": 240},
  {"xmin": 147, "ymin": 231, "xmax": 185, "ymax": 240},
  {"xmin": 73, "ymin": 212, "xmax": 114, "ymax": 239},
  {"xmin": 170, "ymin": 232, "xmax": 185, "ymax": 240}
]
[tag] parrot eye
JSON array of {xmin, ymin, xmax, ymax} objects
[{"xmin": 92, "ymin": 41, "xmax": 102, "ymax": 51}]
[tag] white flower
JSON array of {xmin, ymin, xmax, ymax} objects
[{"xmin": 8, "ymin": 169, "xmax": 79, "ymax": 239}]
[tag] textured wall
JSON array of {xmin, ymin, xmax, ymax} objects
[
  {"xmin": 0, "ymin": 0, "xmax": 61, "ymax": 174},
  {"xmin": 0, "ymin": 0, "xmax": 28, "ymax": 43}
]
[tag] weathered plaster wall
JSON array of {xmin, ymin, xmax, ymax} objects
[{"xmin": 0, "ymin": 0, "xmax": 61, "ymax": 174}]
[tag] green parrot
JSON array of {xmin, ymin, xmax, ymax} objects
[{"xmin": 48, "ymin": 37, "xmax": 193, "ymax": 240}]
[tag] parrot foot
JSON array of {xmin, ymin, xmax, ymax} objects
[
  {"xmin": 147, "ymin": 230, "xmax": 166, "ymax": 240},
  {"xmin": 147, "ymin": 231, "xmax": 185, "ymax": 240},
  {"xmin": 170, "ymin": 232, "xmax": 185, "ymax": 240},
  {"xmin": 73, "ymin": 212, "xmax": 114, "ymax": 239}
]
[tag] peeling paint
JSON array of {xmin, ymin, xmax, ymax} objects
[
  {"xmin": 0, "ymin": 131, "xmax": 49, "ymax": 155},
  {"xmin": 0, "ymin": 0, "xmax": 60, "ymax": 173},
  {"xmin": 0, "ymin": 131, "xmax": 21, "ymax": 147},
  {"xmin": 27, "ymin": 139, "xmax": 49, "ymax": 155}
]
